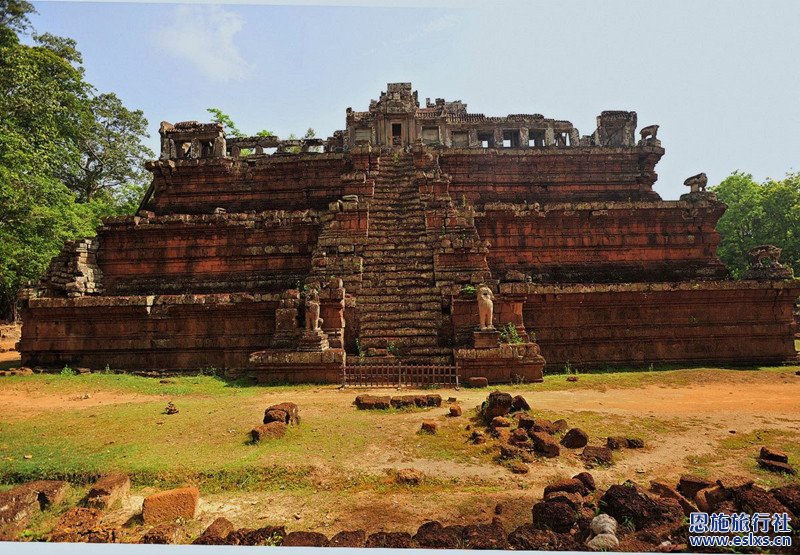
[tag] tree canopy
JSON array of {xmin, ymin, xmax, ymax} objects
[
  {"xmin": 711, "ymin": 171, "xmax": 800, "ymax": 278},
  {"xmin": 0, "ymin": 1, "xmax": 152, "ymax": 319}
]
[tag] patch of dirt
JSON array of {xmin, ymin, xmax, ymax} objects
[{"xmin": 0, "ymin": 389, "xmax": 162, "ymax": 417}]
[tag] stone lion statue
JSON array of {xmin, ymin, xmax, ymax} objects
[
  {"xmin": 639, "ymin": 124, "xmax": 659, "ymax": 141},
  {"xmin": 477, "ymin": 284, "xmax": 495, "ymax": 331},
  {"xmin": 304, "ymin": 289, "xmax": 323, "ymax": 331},
  {"xmin": 683, "ymin": 172, "xmax": 708, "ymax": 193}
]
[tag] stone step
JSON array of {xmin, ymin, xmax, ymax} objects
[
  {"xmin": 358, "ymin": 310, "xmax": 441, "ymax": 323},
  {"xmin": 358, "ymin": 335, "xmax": 441, "ymax": 348}
]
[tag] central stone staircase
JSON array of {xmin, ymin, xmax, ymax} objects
[{"xmin": 357, "ymin": 152, "xmax": 451, "ymax": 364}]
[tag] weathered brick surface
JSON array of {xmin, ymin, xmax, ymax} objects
[
  {"xmin": 85, "ymin": 473, "xmax": 130, "ymax": 510},
  {"xmin": 141, "ymin": 487, "xmax": 199, "ymax": 525}
]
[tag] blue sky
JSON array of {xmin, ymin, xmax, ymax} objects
[{"xmin": 27, "ymin": 0, "xmax": 800, "ymax": 200}]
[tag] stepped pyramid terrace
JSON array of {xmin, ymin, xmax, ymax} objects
[{"xmin": 19, "ymin": 83, "xmax": 799, "ymax": 384}]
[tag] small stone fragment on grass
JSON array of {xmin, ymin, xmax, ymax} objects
[
  {"xmin": 251, "ymin": 422, "xmax": 286, "ymax": 442},
  {"xmin": 330, "ymin": 530, "xmax": 366, "ymax": 548},
  {"xmin": 582, "ymin": 446, "xmax": 613, "ymax": 466},
  {"xmin": 758, "ymin": 458, "xmax": 796, "ymax": 474},
  {"xmin": 283, "ymin": 531, "xmax": 330, "ymax": 547},
  {"xmin": 586, "ymin": 532, "xmax": 619, "ymax": 551},
  {"xmin": 164, "ymin": 402, "xmax": 178, "ymax": 415},
  {"xmin": 606, "ymin": 436, "xmax": 628, "ymax": 450},
  {"xmin": 420, "ymin": 421, "xmax": 437, "ymax": 434},
  {"xmin": 490, "ymin": 416, "xmax": 512, "ymax": 428},
  {"xmin": 141, "ymin": 523, "xmax": 186, "ymax": 544},
  {"xmin": 561, "ymin": 428, "xmax": 589, "ymax": 449},
  {"xmin": 193, "ymin": 517, "xmax": 234, "ymax": 545},
  {"xmin": 531, "ymin": 431, "xmax": 560, "ymax": 458},
  {"xmin": 627, "ymin": 438, "xmax": 645, "ymax": 449},
  {"xmin": 396, "ymin": 468, "xmax": 424, "ymax": 485},
  {"xmin": 509, "ymin": 461, "xmax": 529, "ymax": 474},
  {"xmin": 590, "ymin": 514, "xmax": 618, "ymax": 536},
  {"xmin": 760, "ymin": 446, "xmax": 789, "ymax": 463},
  {"xmin": 511, "ymin": 395, "xmax": 530, "ymax": 412},
  {"xmin": 142, "ymin": 487, "xmax": 199, "ymax": 525},
  {"xmin": 448, "ymin": 404, "xmax": 462, "ymax": 417},
  {"xmin": 566, "ymin": 376, "xmax": 578, "ymax": 382},
  {"xmin": 85, "ymin": 473, "xmax": 130, "ymax": 510},
  {"xmin": 552, "ymin": 419, "xmax": 569, "ymax": 433}
]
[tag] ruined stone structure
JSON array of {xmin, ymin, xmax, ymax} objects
[{"xmin": 19, "ymin": 83, "xmax": 799, "ymax": 382}]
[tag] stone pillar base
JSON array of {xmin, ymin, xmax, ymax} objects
[
  {"xmin": 455, "ymin": 342, "xmax": 545, "ymax": 384},
  {"xmin": 473, "ymin": 329, "xmax": 500, "ymax": 349},
  {"xmin": 298, "ymin": 329, "xmax": 329, "ymax": 352}
]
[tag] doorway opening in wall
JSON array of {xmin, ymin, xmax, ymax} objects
[
  {"xmin": 391, "ymin": 123, "xmax": 402, "ymax": 146},
  {"xmin": 529, "ymin": 129, "xmax": 545, "ymax": 147}
]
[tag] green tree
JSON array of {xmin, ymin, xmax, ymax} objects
[
  {"xmin": 0, "ymin": 1, "xmax": 151, "ymax": 319},
  {"xmin": 64, "ymin": 93, "xmax": 153, "ymax": 201},
  {"xmin": 711, "ymin": 171, "xmax": 800, "ymax": 278},
  {"xmin": 206, "ymin": 107, "xmax": 244, "ymax": 138}
]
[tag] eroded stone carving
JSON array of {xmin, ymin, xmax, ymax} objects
[
  {"xmin": 683, "ymin": 173, "xmax": 708, "ymax": 193},
  {"xmin": 744, "ymin": 245, "xmax": 794, "ymax": 280},
  {"xmin": 304, "ymin": 289, "xmax": 323, "ymax": 331},
  {"xmin": 477, "ymin": 285, "xmax": 495, "ymax": 331},
  {"xmin": 639, "ymin": 124, "xmax": 659, "ymax": 143}
]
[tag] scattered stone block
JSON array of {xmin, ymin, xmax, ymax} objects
[
  {"xmin": 516, "ymin": 414, "xmax": 536, "ymax": 430},
  {"xmin": 561, "ymin": 428, "xmax": 589, "ymax": 448},
  {"xmin": 511, "ymin": 395, "xmax": 530, "ymax": 412},
  {"xmin": 606, "ymin": 436, "xmax": 629, "ymax": 450},
  {"xmin": 330, "ymin": 530, "xmax": 366, "ymax": 547},
  {"xmin": 225, "ymin": 526, "xmax": 285, "ymax": 546},
  {"xmin": 582, "ymin": 446, "xmax": 613, "ymax": 466},
  {"xmin": 649, "ymin": 481, "xmax": 697, "ymax": 516},
  {"xmin": 365, "ymin": 531, "xmax": 415, "ymax": 548},
  {"xmin": 251, "ymin": 422, "xmax": 286, "ymax": 442},
  {"xmin": 85, "ymin": 473, "xmax": 131, "ymax": 510},
  {"xmin": 142, "ymin": 487, "xmax": 199, "ymax": 525},
  {"xmin": 573, "ymin": 472, "xmax": 596, "ymax": 492},
  {"xmin": 141, "ymin": 523, "xmax": 186, "ymax": 544},
  {"xmin": 468, "ymin": 377, "xmax": 489, "ymax": 388},
  {"xmin": 566, "ymin": 376, "xmax": 578, "ymax": 382},
  {"xmin": 263, "ymin": 402, "xmax": 300, "ymax": 425},
  {"xmin": 531, "ymin": 431, "xmax": 560, "ymax": 458},
  {"xmin": 544, "ymin": 478, "xmax": 586, "ymax": 496},
  {"xmin": 509, "ymin": 427, "xmax": 530, "ymax": 444},
  {"xmin": 414, "ymin": 521, "xmax": 464, "ymax": 549},
  {"xmin": 354, "ymin": 394, "xmax": 391, "ymax": 410},
  {"xmin": 0, "ymin": 485, "xmax": 39, "ymax": 540},
  {"xmin": 193, "ymin": 517, "xmax": 234, "ymax": 545},
  {"xmin": 531, "ymin": 418, "xmax": 557, "ymax": 434},
  {"xmin": 509, "ymin": 461, "xmax": 529, "ymax": 474},
  {"xmin": 396, "ymin": 468, "xmax": 424, "ymax": 485},
  {"xmin": 600, "ymin": 482, "xmax": 683, "ymax": 531},
  {"xmin": 424, "ymin": 394, "xmax": 442, "ymax": 407},
  {"xmin": 770, "ymin": 484, "xmax": 800, "ymax": 515},
  {"xmin": 544, "ymin": 490, "xmax": 582, "ymax": 508},
  {"xmin": 463, "ymin": 519, "xmax": 509, "ymax": 549},
  {"xmin": 48, "ymin": 507, "xmax": 114, "ymax": 543},
  {"xmin": 695, "ymin": 485, "xmax": 728, "ymax": 512},
  {"xmin": 731, "ymin": 485, "xmax": 790, "ymax": 516},
  {"xmin": 532, "ymin": 501, "xmax": 576, "ymax": 533},
  {"xmin": 627, "ymin": 438, "xmax": 645, "ymax": 448},
  {"xmin": 23, "ymin": 480, "xmax": 69, "ymax": 509},
  {"xmin": 391, "ymin": 395, "xmax": 417, "ymax": 409},
  {"xmin": 482, "ymin": 391, "xmax": 513, "ymax": 419},
  {"xmin": 283, "ymin": 531, "xmax": 330, "ymax": 546},
  {"xmin": 552, "ymin": 419, "xmax": 569, "ymax": 433},
  {"xmin": 677, "ymin": 475, "xmax": 713, "ymax": 499},
  {"xmin": 448, "ymin": 404, "xmax": 462, "ymax": 417},
  {"xmin": 760, "ymin": 446, "xmax": 789, "ymax": 463},
  {"xmin": 420, "ymin": 420, "xmax": 437, "ymax": 434},
  {"xmin": 758, "ymin": 457, "xmax": 796, "ymax": 474},
  {"xmin": 490, "ymin": 416, "xmax": 512, "ymax": 428}
]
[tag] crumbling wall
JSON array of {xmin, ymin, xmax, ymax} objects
[
  {"xmin": 38, "ymin": 238, "xmax": 103, "ymax": 298},
  {"xmin": 518, "ymin": 281, "xmax": 800, "ymax": 368},
  {"xmin": 439, "ymin": 147, "xmax": 663, "ymax": 205},
  {"xmin": 97, "ymin": 211, "xmax": 320, "ymax": 295},
  {"xmin": 476, "ymin": 199, "xmax": 728, "ymax": 283}
]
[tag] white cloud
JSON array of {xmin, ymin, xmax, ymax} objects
[
  {"xmin": 384, "ymin": 13, "xmax": 460, "ymax": 46},
  {"xmin": 155, "ymin": 5, "xmax": 253, "ymax": 82}
]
